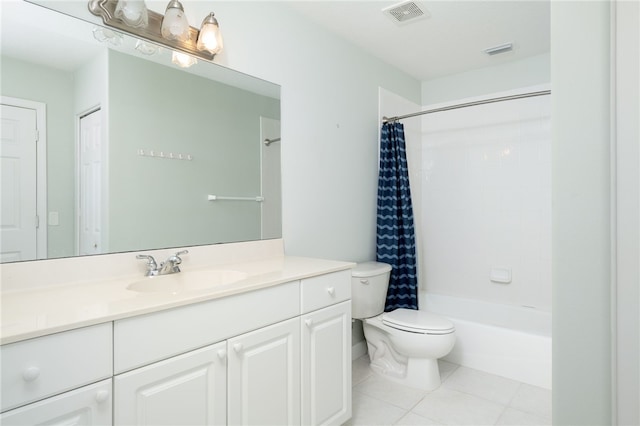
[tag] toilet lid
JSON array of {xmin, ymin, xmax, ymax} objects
[
  {"xmin": 382, "ymin": 309, "xmax": 455, "ymax": 334},
  {"xmin": 352, "ymin": 262, "xmax": 392, "ymax": 277}
]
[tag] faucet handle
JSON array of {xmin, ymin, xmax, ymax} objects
[
  {"xmin": 161, "ymin": 250, "xmax": 188, "ymax": 274},
  {"xmin": 136, "ymin": 254, "xmax": 158, "ymax": 271},
  {"xmin": 171, "ymin": 250, "xmax": 189, "ymax": 264}
]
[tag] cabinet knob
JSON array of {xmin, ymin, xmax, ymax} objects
[
  {"xmin": 233, "ymin": 343, "xmax": 243, "ymax": 353},
  {"xmin": 360, "ymin": 279, "xmax": 369, "ymax": 285},
  {"xmin": 327, "ymin": 287, "xmax": 335, "ymax": 296},
  {"xmin": 95, "ymin": 390, "xmax": 110, "ymax": 404},
  {"xmin": 305, "ymin": 319, "xmax": 313, "ymax": 328},
  {"xmin": 22, "ymin": 366, "xmax": 40, "ymax": 382},
  {"xmin": 217, "ymin": 349, "xmax": 227, "ymax": 360}
]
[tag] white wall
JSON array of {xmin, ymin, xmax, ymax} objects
[
  {"xmin": 420, "ymin": 88, "xmax": 551, "ymax": 311},
  {"xmin": 614, "ymin": 2, "xmax": 640, "ymax": 423},
  {"xmin": 180, "ymin": 2, "xmax": 421, "ymax": 263},
  {"xmin": 551, "ymin": 2, "xmax": 612, "ymax": 424},
  {"xmin": 421, "ymin": 53, "xmax": 550, "ymax": 106}
]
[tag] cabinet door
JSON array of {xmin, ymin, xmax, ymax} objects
[
  {"xmin": 114, "ymin": 342, "xmax": 227, "ymax": 426},
  {"xmin": 301, "ymin": 301, "xmax": 352, "ymax": 426},
  {"xmin": 0, "ymin": 379, "xmax": 112, "ymax": 426},
  {"xmin": 228, "ymin": 317, "xmax": 301, "ymax": 426}
]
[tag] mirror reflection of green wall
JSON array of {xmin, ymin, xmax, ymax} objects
[
  {"xmin": 1, "ymin": 4, "xmax": 280, "ymax": 262},
  {"xmin": 108, "ymin": 50, "xmax": 279, "ymax": 252}
]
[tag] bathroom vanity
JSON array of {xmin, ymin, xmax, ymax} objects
[{"xmin": 0, "ymin": 240, "xmax": 354, "ymax": 425}]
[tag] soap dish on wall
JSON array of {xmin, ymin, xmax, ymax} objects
[{"xmin": 490, "ymin": 267, "xmax": 512, "ymax": 284}]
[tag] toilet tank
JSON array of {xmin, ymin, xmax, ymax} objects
[{"xmin": 351, "ymin": 262, "xmax": 392, "ymax": 319}]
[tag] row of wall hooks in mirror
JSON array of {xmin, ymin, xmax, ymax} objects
[
  {"xmin": 89, "ymin": 0, "xmax": 223, "ymax": 66},
  {"xmin": 137, "ymin": 149, "xmax": 193, "ymax": 160}
]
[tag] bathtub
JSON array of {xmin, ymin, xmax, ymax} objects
[{"xmin": 422, "ymin": 293, "xmax": 552, "ymax": 389}]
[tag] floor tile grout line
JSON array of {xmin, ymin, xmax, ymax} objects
[
  {"xmin": 439, "ymin": 385, "xmax": 514, "ymax": 409},
  {"xmin": 392, "ymin": 410, "xmax": 443, "ymax": 426},
  {"xmin": 350, "ymin": 388, "xmax": 410, "ymax": 426},
  {"xmin": 492, "ymin": 403, "xmax": 512, "ymax": 425},
  {"xmin": 353, "ymin": 384, "xmax": 426, "ymax": 414},
  {"xmin": 503, "ymin": 382, "xmax": 553, "ymax": 421},
  {"xmin": 351, "ymin": 359, "xmax": 551, "ymax": 425},
  {"xmin": 504, "ymin": 382, "xmax": 524, "ymax": 407}
]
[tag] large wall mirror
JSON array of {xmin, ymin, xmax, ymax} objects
[{"xmin": 0, "ymin": 1, "xmax": 281, "ymax": 263}]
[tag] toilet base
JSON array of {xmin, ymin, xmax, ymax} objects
[
  {"xmin": 405, "ymin": 358, "xmax": 442, "ymax": 391},
  {"xmin": 369, "ymin": 353, "xmax": 442, "ymax": 391}
]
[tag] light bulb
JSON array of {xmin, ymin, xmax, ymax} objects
[
  {"xmin": 161, "ymin": 0, "xmax": 190, "ymax": 42},
  {"xmin": 115, "ymin": 0, "xmax": 148, "ymax": 28},
  {"xmin": 196, "ymin": 13, "xmax": 223, "ymax": 55}
]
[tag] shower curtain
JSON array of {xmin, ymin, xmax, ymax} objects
[{"xmin": 376, "ymin": 121, "xmax": 418, "ymax": 311}]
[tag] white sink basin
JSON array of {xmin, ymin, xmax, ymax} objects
[{"xmin": 126, "ymin": 269, "xmax": 249, "ymax": 294}]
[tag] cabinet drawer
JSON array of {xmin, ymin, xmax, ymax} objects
[
  {"xmin": 114, "ymin": 281, "xmax": 300, "ymax": 373},
  {"xmin": 0, "ymin": 323, "xmax": 113, "ymax": 412},
  {"xmin": 300, "ymin": 270, "xmax": 351, "ymax": 314},
  {"xmin": 0, "ymin": 379, "xmax": 112, "ymax": 426}
]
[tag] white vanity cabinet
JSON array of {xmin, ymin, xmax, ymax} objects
[
  {"xmin": 1, "ymin": 266, "xmax": 353, "ymax": 426},
  {"xmin": 0, "ymin": 323, "xmax": 113, "ymax": 425},
  {"xmin": 0, "ymin": 380, "xmax": 112, "ymax": 426},
  {"xmin": 300, "ymin": 273, "xmax": 352, "ymax": 426},
  {"xmin": 114, "ymin": 341, "xmax": 227, "ymax": 426},
  {"xmin": 112, "ymin": 280, "xmax": 301, "ymax": 426},
  {"xmin": 228, "ymin": 317, "xmax": 301, "ymax": 425}
]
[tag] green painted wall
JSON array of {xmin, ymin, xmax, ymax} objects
[{"xmin": 107, "ymin": 50, "xmax": 279, "ymax": 252}]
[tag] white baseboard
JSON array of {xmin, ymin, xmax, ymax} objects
[{"xmin": 352, "ymin": 340, "xmax": 367, "ymax": 360}]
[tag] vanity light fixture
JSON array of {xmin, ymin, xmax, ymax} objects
[
  {"xmin": 160, "ymin": 0, "xmax": 190, "ymax": 42},
  {"xmin": 196, "ymin": 13, "xmax": 223, "ymax": 55},
  {"xmin": 114, "ymin": 0, "xmax": 148, "ymax": 28},
  {"xmin": 89, "ymin": 0, "xmax": 224, "ymax": 62}
]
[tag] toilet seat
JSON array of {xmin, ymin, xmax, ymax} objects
[{"xmin": 382, "ymin": 309, "xmax": 455, "ymax": 335}]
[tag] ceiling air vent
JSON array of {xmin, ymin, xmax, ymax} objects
[{"xmin": 382, "ymin": 1, "xmax": 430, "ymax": 26}]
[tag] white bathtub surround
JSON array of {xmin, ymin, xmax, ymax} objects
[
  {"xmin": 420, "ymin": 86, "xmax": 551, "ymax": 311},
  {"xmin": 349, "ymin": 355, "xmax": 551, "ymax": 426},
  {"xmin": 423, "ymin": 292, "xmax": 551, "ymax": 389}
]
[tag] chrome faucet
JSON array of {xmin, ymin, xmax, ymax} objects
[{"xmin": 136, "ymin": 250, "xmax": 188, "ymax": 277}]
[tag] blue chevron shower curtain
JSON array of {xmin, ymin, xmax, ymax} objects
[{"xmin": 376, "ymin": 122, "xmax": 418, "ymax": 311}]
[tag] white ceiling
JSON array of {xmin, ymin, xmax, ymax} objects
[
  {"xmin": 1, "ymin": 1, "xmax": 550, "ymax": 82},
  {"xmin": 285, "ymin": 1, "xmax": 550, "ymax": 81}
]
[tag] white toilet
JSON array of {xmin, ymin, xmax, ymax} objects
[{"xmin": 352, "ymin": 262, "xmax": 456, "ymax": 391}]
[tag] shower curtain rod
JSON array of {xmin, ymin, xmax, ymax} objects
[{"xmin": 382, "ymin": 89, "xmax": 551, "ymax": 123}]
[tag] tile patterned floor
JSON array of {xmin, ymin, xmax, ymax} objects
[{"xmin": 347, "ymin": 355, "xmax": 551, "ymax": 426}]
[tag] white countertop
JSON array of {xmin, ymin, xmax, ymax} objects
[{"xmin": 1, "ymin": 256, "xmax": 355, "ymax": 345}]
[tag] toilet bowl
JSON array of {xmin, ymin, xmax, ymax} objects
[{"xmin": 352, "ymin": 262, "xmax": 456, "ymax": 391}]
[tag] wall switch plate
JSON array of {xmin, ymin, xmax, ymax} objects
[{"xmin": 48, "ymin": 212, "xmax": 59, "ymax": 226}]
